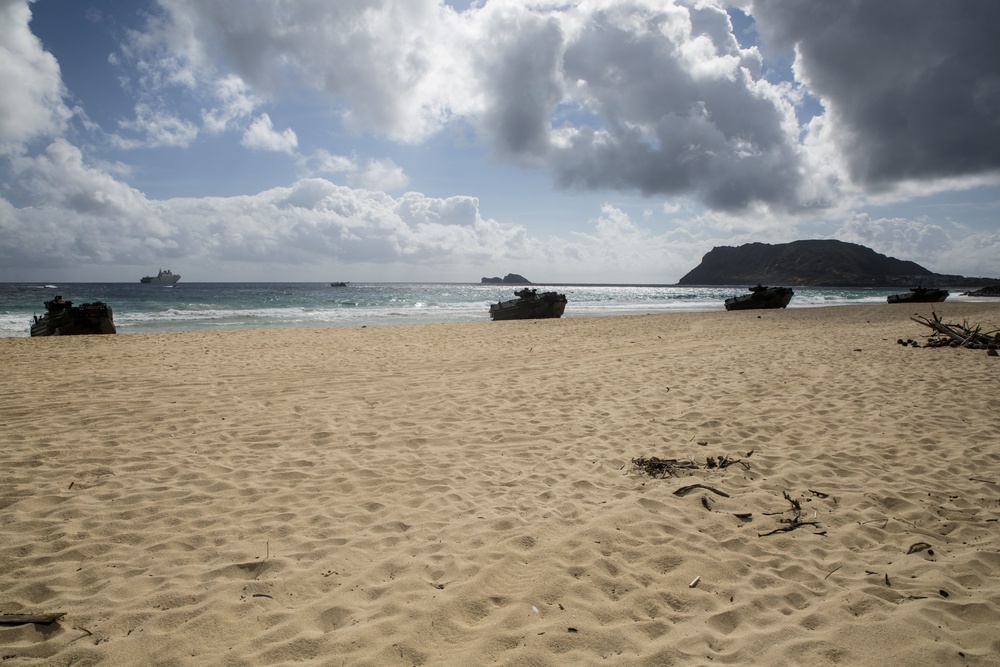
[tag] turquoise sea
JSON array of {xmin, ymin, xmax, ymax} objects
[{"xmin": 0, "ymin": 281, "xmax": 986, "ymax": 338}]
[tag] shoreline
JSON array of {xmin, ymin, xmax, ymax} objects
[
  {"xmin": 5, "ymin": 280, "xmax": 999, "ymax": 338},
  {"xmin": 3, "ymin": 303, "xmax": 999, "ymax": 665}
]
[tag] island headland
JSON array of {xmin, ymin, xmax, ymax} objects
[{"xmin": 678, "ymin": 240, "xmax": 999, "ymax": 287}]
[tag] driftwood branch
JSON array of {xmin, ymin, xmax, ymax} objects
[
  {"xmin": 629, "ymin": 456, "xmax": 698, "ymax": 478},
  {"xmin": 0, "ymin": 612, "xmax": 65, "ymax": 625},
  {"xmin": 907, "ymin": 312, "xmax": 1000, "ymax": 351},
  {"xmin": 630, "ymin": 454, "xmax": 749, "ymax": 479},
  {"xmin": 758, "ymin": 492, "xmax": 822, "ymax": 537},
  {"xmin": 673, "ymin": 483, "xmax": 731, "ymax": 498}
]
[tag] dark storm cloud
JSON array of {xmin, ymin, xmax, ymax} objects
[
  {"xmin": 474, "ymin": 11, "xmax": 564, "ymax": 160},
  {"xmin": 750, "ymin": 0, "xmax": 1000, "ymax": 188},
  {"xmin": 546, "ymin": 3, "xmax": 803, "ymax": 211}
]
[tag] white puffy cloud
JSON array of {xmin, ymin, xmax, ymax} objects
[
  {"xmin": 148, "ymin": 0, "xmax": 475, "ymax": 143},
  {"xmin": 0, "ymin": 138, "xmax": 172, "ymax": 268},
  {"xmin": 241, "ymin": 113, "xmax": 298, "ymax": 154},
  {"xmin": 201, "ymin": 75, "xmax": 260, "ymax": 133},
  {"xmin": 352, "ymin": 158, "xmax": 409, "ymax": 192},
  {"xmin": 0, "ymin": 0, "xmax": 73, "ymax": 154},
  {"xmin": 544, "ymin": 203, "xmax": 713, "ymax": 283},
  {"xmin": 10, "ymin": 139, "xmax": 151, "ymax": 217},
  {"xmin": 113, "ymin": 103, "xmax": 199, "ymax": 148},
  {"xmin": 935, "ymin": 232, "xmax": 1000, "ymax": 280},
  {"xmin": 0, "ymin": 142, "xmax": 535, "ymax": 276},
  {"xmin": 834, "ymin": 213, "xmax": 952, "ymax": 266},
  {"xmin": 0, "ymin": 137, "xmax": 707, "ymax": 282},
  {"xmin": 832, "ymin": 212, "xmax": 1000, "ymax": 278},
  {"xmin": 161, "ymin": 180, "xmax": 536, "ymax": 269},
  {"xmin": 306, "ymin": 149, "xmax": 409, "ymax": 192}
]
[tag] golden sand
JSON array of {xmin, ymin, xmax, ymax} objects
[{"xmin": 2, "ymin": 302, "xmax": 999, "ymax": 666}]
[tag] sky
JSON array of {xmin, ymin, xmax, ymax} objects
[{"xmin": 1, "ymin": 0, "xmax": 999, "ymax": 283}]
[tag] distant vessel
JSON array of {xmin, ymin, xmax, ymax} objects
[
  {"xmin": 30, "ymin": 296, "xmax": 116, "ymax": 336},
  {"xmin": 724, "ymin": 284, "xmax": 794, "ymax": 311},
  {"xmin": 887, "ymin": 286, "xmax": 948, "ymax": 304},
  {"xmin": 489, "ymin": 288, "xmax": 567, "ymax": 321},
  {"xmin": 330, "ymin": 282, "xmax": 349, "ymax": 287},
  {"xmin": 140, "ymin": 269, "xmax": 181, "ymax": 285}
]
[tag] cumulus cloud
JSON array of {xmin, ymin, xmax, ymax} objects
[
  {"xmin": 834, "ymin": 212, "xmax": 952, "ymax": 265},
  {"xmin": 9, "ymin": 139, "xmax": 153, "ymax": 220},
  {"xmin": 0, "ymin": 0, "xmax": 73, "ymax": 154},
  {"xmin": 201, "ymin": 75, "xmax": 260, "ymax": 133},
  {"xmin": 935, "ymin": 233, "xmax": 1000, "ymax": 279},
  {"xmin": 241, "ymin": 113, "xmax": 298, "ymax": 154},
  {"xmin": 352, "ymin": 158, "xmax": 409, "ymax": 192},
  {"xmin": 113, "ymin": 103, "xmax": 199, "ymax": 148},
  {"xmin": 1, "ymin": 138, "xmax": 170, "ymax": 268},
  {"xmin": 148, "ymin": 0, "xmax": 474, "ymax": 142},
  {"xmin": 306, "ymin": 149, "xmax": 409, "ymax": 192},
  {"xmin": 105, "ymin": 0, "xmax": 1000, "ymax": 214},
  {"xmin": 1, "ymin": 143, "xmax": 539, "ymax": 276},
  {"xmin": 0, "ymin": 138, "xmax": 706, "ymax": 282},
  {"xmin": 546, "ymin": 204, "xmax": 712, "ymax": 283},
  {"xmin": 833, "ymin": 212, "xmax": 1000, "ymax": 278},
  {"xmin": 116, "ymin": 0, "xmax": 809, "ymax": 212},
  {"xmin": 166, "ymin": 181, "xmax": 534, "ymax": 269}
]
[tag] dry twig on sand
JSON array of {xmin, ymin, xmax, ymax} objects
[
  {"xmin": 0, "ymin": 613, "xmax": 65, "ymax": 625},
  {"xmin": 758, "ymin": 492, "xmax": 822, "ymax": 537},
  {"xmin": 673, "ymin": 483, "xmax": 731, "ymax": 498},
  {"xmin": 630, "ymin": 454, "xmax": 749, "ymax": 479},
  {"xmin": 629, "ymin": 456, "xmax": 698, "ymax": 478}
]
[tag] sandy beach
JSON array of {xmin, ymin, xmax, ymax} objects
[{"xmin": 2, "ymin": 302, "xmax": 999, "ymax": 666}]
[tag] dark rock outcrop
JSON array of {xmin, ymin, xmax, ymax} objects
[
  {"xmin": 481, "ymin": 273, "xmax": 531, "ymax": 284},
  {"xmin": 678, "ymin": 240, "xmax": 999, "ymax": 287},
  {"xmin": 963, "ymin": 285, "xmax": 1000, "ymax": 297}
]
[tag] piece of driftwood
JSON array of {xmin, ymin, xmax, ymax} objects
[
  {"xmin": 908, "ymin": 312, "xmax": 1000, "ymax": 350},
  {"xmin": 706, "ymin": 455, "xmax": 751, "ymax": 471},
  {"xmin": 758, "ymin": 492, "xmax": 821, "ymax": 537},
  {"xmin": 631, "ymin": 454, "xmax": 749, "ymax": 478},
  {"xmin": 630, "ymin": 456, "xmax": 698, "ymax": 478},
  {"xmin": 673, "ymin": 483, "xmax": 731, "ymax": 498},
  {"xmin": 0, "ymin": 612, "xmax": 65, "ymax": 625}
]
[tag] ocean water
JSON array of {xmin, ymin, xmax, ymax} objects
[{"xmin": 0, "ymin": 281, "xmax": 983, "ymax": 338}]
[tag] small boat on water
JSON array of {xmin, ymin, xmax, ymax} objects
[
  {"xmin": 140, "ymin": 269, "xmax": 181, "ymax": 285},
  {"xmin": 724, "ymin": 284, "xmax": 794, "ymax": 311},
  {"xmin": 489, "ymin": 288, "xmax": 567, "ymax": 321},
  {"xmin": 30, "ymin": 296, "xmax": 116, "ymax": 336},
  {"xmin": 887, "ymin": 286, "xmax": 949, "ymax": 304},
  {"xmin": 330, "ymin": 282, "xmax": 349, "ymax": 287}
]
